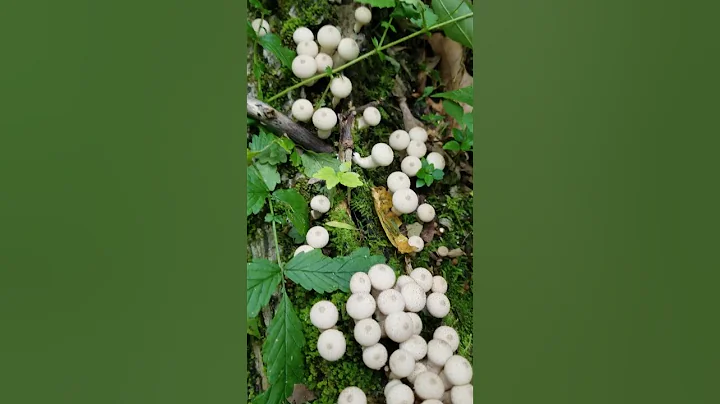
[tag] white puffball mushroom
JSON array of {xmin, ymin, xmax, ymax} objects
[
  {"xmin": 450, "ymin": 385, "xmax": 473, "ymax": 404},
  {"xmin": 439, "ymin": 370, "xmax": 454, "ymax": 391},
  {"xmin": 389, "ymin": 349, "xmax": 416, "ymax": 378},
  {"xmin": 352, "ymin": 152, "xmax": 378, "ymax": 169},
  {"xmin": 424, "ymin": 359, "xmax": 443, "ymax": 375},
  {"xmin": 385, "ymin": 383, "xmax": 414, "ymax": 404},
  {"xmin": 291, "ymin": 98, "xmax": 314, "ymax": 122},
  {"xmin": 306, "ymin": 226, "xmax": 329, "ymax": 248},
  {"xmin": 293, "ymin": 244, "xmax": 314, "ymax": 256},
  {"xmin": 371, "ymin": 143, "xmax": 394, "ymax": 167},
  {"xmin": 426, "ymin": 292, "xmax": 451, "ymax": 318},
  {"xmin": 315, "ymin": 52, "xmax": 334, "ymax": 74},
  {"xmin": 437, "ymin": 246, "xmax": 449, "ymax": 257},
  {"xmin": 337, "ymin": 38, "xmax": 360, "ymax": 61},
  {"xmin": 421, "ymin": 401, "xmax": 444, "ymax": 404},
  {"xmin": 291, "ymin": 55, "xmax": 318, "ymax": 79},
  {"xmin": 317, "ymin": 25, "xmax": 342, "ymax": 55},
  {"xmin": 384, "ymin": 379, "xmax": 404, "ymax": 396},
  {"xmin": 367, "ymin": 264, "xmax": 396, "ymax": 290},
  {"xmin": 408, "ymin": 236, "xmax": 425, "ymax": 252},
  {"xmin": 330, "ymin": 75, "xmax": 352, "ymax": 107},
  {"xmin": 392, "ymin": 188, "xmax": 419, "ymax": 214},
  {"xmin": 407, "ymin": 362, "xmax": 428, "ymax": 384},
  {"xmin": 431, "ymin": 275, "xmax": 448, "ymax": 294},
  {"xmin": 399, "ymin": 334, "xmax": 428, "ymax": 361},
  {"xmin": 354, "ymin": 318, "xmax": 381, "ymax": 347},
  {"xmin": 410, "ymin": 267, "xmax": 433, "ymax": 292},
  {"xmin": 395, "ymin": 275, "xmax": 415, "ymax": 291},
  {"xmin": 443, "ymin": 355, "xmax": 473, "ymax": 386},
  {"xmin": 406, "ymin": 312, "xmax": 423, "ymax": 335},
  {"xmin": 408, "ymin": 126, "xmax": 428, "ymax": 142},
  {"xmin": 414, "ymin": 372, "xmax": 445, "ymax": 400},
  {"xmin": 346, "ymin": 292, "xmax": 376, "ymax": 320},
  {"xmin": 401, "ymin": 155, "xmax": 422, "ymax": 177},
  {"xmin": 417, "ymin": 203, "xmax": 436, "ymax": 223},
  {"xmin": 354, "ymin": 6, "xmax": 372, "ymax": 33},
  {"xmin": 362, "ymin": 343, "xmax": 388, "ymax": 370},
  {"xmin": 310, "ymin": 195, "xmax": 331, "ymax": 214},
  {"xmin": 427, "ymin": 339, "xmax": 454, "ymax": 367},
  {"xmin": 363, "ymin": 107, "xmax": 381, "ymax": 126},
  {"xmin": 433, "ymin": 326, "xmax": 459, "ymax": 352},
  {"xmin": 312, "ymin": 107, "xmax": 337, "ymax": 139},
  {"xmin": 251, "ymin": 18, "xmax": 270, "ymax": 36},
  {"xmin": 387, "ymin": 171, "xmax": 411, "ymax": 194},
  {"xmin": 350, "ymin": 272, "xmax": 372, "ymax": 294},
  {"xmin": 293, "ymin": 27, "xmax": 314, "ymax": 44},
  {"xmin": 384, "ymin": 312, "xmax": 414, "ymax": 343},
  {"xmin": 317, "ymin": 329, "xmax": 346, "ymax": 361},
  {"xmin": 296, "ymin": 40, "xmax": 319, "ymax": 57},
  {"xmin": 310, "ymin": 300, "xmax": 339, "ymax": 330},
  {"xmin": 426, "ymin": 152, "xmax": 446, "ymax": 170},
  {"xmin": 338, "ymin": 387, "xmax": 367, "ymax": 404},
  {"xmin": 406, "ymin": 140, "xmax": 427, "ymax": 158},
  {"xmin": 377, "ymin": 289, "xmax": 405, "ymax": 315},
  {"xmin": 401, "ymin": 282, "xmax": 426, "ymax": 312},
  {"xmin": 389, "ymin": 130, "xmax": 411, "ymax": 151}
]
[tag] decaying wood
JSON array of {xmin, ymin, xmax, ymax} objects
[
  {"xmin": 338, "ymin": 110, "xmax": 355, "ymax": 163},
  {"xmin": 247, "ymin": 96, "xmax": 334, "ymax": 153},
  {"xmin": 252, "ymin": 339, "xmax": 269, "ymax": 390},
  {"xmin": 393, "ymin": 75, "xmax": 424, "ymax": 131}
]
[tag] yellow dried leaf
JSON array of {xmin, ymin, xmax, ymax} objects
[{"xmin": 371, "ymin": 186, "xmax": 415, "ymax": 254}]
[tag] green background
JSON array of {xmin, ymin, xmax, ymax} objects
[{"xmin": 1, "ymin": 0, "xmax": 718, "ymax": 403}]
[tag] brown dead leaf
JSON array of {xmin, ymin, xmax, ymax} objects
[
  {"xmin": 428, "ymin": 33, "xmax": 474, "ymax": 127},
  {"xmin": 420, "ymin": 222, "xmax": 438, "ymax": 244},
  {"xmin": 287, "ymin": 384, "xmax": 316, "ymax": 404},
  {"xmin": 371, "ymin": 186, "xmax": 415, "ymax": 254}
]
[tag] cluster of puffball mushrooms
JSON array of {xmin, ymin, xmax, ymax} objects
[
  {"xmin": 292, "ymin": 194, "xmax": 333, "ymax": 257},
  {"xmin": 309, "ymin": 264, "xmax": 473, "ymax": 404}
]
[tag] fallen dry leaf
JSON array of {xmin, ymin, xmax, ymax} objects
[
  {"xmin": 287, "ymin": 384, "xmax": 316, "ymax": 404},
  {"xmin": 428, "ymin": 33, "xmax": 474, "ymax": 127},
  {"xmin": 371, "ymin": 186, "xmax": 415, "ymax": 254},
  {"xmin": 420, "ymin": 221, "xmax": 438, "ymax": 244}
]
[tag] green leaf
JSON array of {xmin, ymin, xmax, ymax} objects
[
  {"xmin": 262, "ymin": 292, "xmax": 305, "ymax": 403},
  {"xmin": 443, "ymin": 140, "xmax": 461, "ymax": 151},
  {"xmin": 385, "ymin": 55, "xmax": 401, "ymax": 71},
  {"xmin": 452, "ymin": 127, "xmax": 466, "ymax": 142},
  {"xmin": 421, "ymin": 86, "xmax": 435, "ymax": 98},
  {"xmin": 410, "ymin": 5, "xmax": 439, "ymax": 28},
  {"xmin": 247, "ymin": 21, "xmax": 258, "ymax": 40},
  {"xmin": 462, "ymin": 113, "xmax": 474, "ymax": 133},
  {"xmin": 338, "ymin": 161, "xmax": 351, "ymax": 172},
  {"xmin": 372, "ymin": 37, "xmax": 385, "ymax": 61},
  {"xmin": 424, "ymin": 176, "xmax": 435, "ymax": 186},
  {"xmin": 434, "ymin": 86, "xmax": 473, "ymax": 107},
  {"xmin": 246, "ymin": 258, "xmax": 282, "ymax": 318},
  {"xmin": 284, "ymin": 248, "xmax": 385, "ymax": 293},
  {"xmin": 416, "ymin": 177, "xmax": 426, "ymax": 187},
  {"xmin": 276, "ymin": 136, "xmax": 295, "ymax": 152},
  {"xmin": 290, "ymin": 150, "xmax": 302, "ymax": 167},
  {"xmin": 432, "ymin": 169, "xmax": 445, "ymax": 180},
  {"xmin": 354, "ymin": 0, "xmax": 396, "ymax": 8},
  {"xmin": 250, "ymin": 131, "xmax": 288, "ymax": 165},
  {"xmin": 312, "ymin": 167, "xmax": 340, "ymax": 189},
  {"xmin": 272, "ymin": 189, "xmax": 310, "ymax": 237},
  {"xmin": 325, "ymin": 220, "xmax": 356, "ymax": 230},
  {"xmin": 255, "ymin": 163, "xmax": 280, "ymax": 191},
  {"xmin": 431, "ymin": 0, "xmax": 473, "ymax": 49},
  {"xmin": 247, "ymin": 316, "xmax": 261, "ymax": 338},
  {"xmin": 337, "ymin": 171, "xmax": 363, "ymax": 188},
  {"xmin": 443, "ymin": 99, "xmax": 465, "ymax": 123},
  {"xmin": 247, "ymin": 166, "xmax": 269, "ymax": 216},
  {"xmin": 258, "ymin": 33, "xmax": 296, "ymax": 68},
  {"xmin": 300, "ymin": 151, "xmax": 340, "ymax": 177}
]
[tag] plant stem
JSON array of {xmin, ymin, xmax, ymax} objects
[
  {"xmin": 268, "ymin": 198, "xmax": 284, "ymax": 271},
  {"xmin": 379, "ymin": 17, "xmax": 394, "ymax": 46},
  {"xmin": 266, "ymin": 12, "xmax": 473, "ymax": 103}
]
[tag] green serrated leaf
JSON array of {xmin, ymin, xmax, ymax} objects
[
  {"xmin": 421, "ymin": 86, "xmax": 435, "ymax": 98},
  {"xmin": 410, "ymin": 5, "xmax": 439, "ymax": 28},
  {"xmin": 290, "ymin": 150, "xmax": 302, "ymax": 167},
  {"xmin": 258, "ymin": 33, "xmax": 296, "ymax": 68},
  {"xmin": 337, "ymin": 171, "xmax": 363, "ymax": 188},
  {"xmin": 262, "ymin": 292, "xmax": 305, "ymax": 403},
  {"xmin": 432, "ymin": 169, "xmax": 444, "ymax": 180},
  {"xmin": 300, "ymin": 151, "xmax": 340, "ymax": 177},
  {"xmin": 255, "ymin": 163, "xmax": 280, "ymax": 191},
  {"xmin": 338, "ymin": 161, "xmax": 351, "ymax": 172},
  {"xmin": 431, "ymin": 0, "xmax": 473, "ymax": 49},
  {"xmin": 452, "ymin": 127, "xmax": 466, "ymax": 142},
  {"xmin": 247, "ymin": 258, "xmax": 282, "ymax": 318},
  {"xmin": 354, "ymin": 0, "xmax": 396, "ymax": 8},
  {"xmin": 443, "ymin": 140, "xmax": 461, "ymax": 151},
  {"xmin": 416, "ymin": 178, "xmax": 426, "ymax": 187},
  {"xmin": 284, "ymin": 248, "xmax": 385, "ymax": 293},
  {"xmin": 276, "ymin": 136, "xmax": 295, "ymax": 152},
  {"xmin": 312, "ymin": 167, "xmax": 340, "ymax": 189},
  {"xmin": 443, "ymin": 99, "xmax": 465, "ymax": 123},
  {"xmin": 434, "ymin": 86, "xmax": 473, "ymax": 107},
  {"xmin": 325, "ymin": 220, "xmax": 356, "ymax": 230},
  {"xmin": 248, "ymin": 0, "xmax": 269, "ymax": 13},
  {"xmin": 250, "ymin": 131, "xmax": 289, "ymax": 165},
  {"xmin": 272, "ymin": 189, "xmax": 310, "ymax": 237},
  {"xmin": 248, "ymin": 166, "xmax": 269, "ymax": 216}
]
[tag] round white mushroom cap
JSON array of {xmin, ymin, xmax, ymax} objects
[
  {"xmin": 406, "ymin": 312, "xmax": 423, "ymax": 335},
  {"xmin": 407, "ymin": 362, "xmax": 428, "ymax": 384},
  {"xmin": 408, "ymin": 236, "xmax": 425, "ymax": 252},
  {"xmin": 414, "ymin": 372, "xmax": 445, "ymax": 400},
  {"xmin": 317, "ymin": 329, "xmax": 346, "ymax": 361},
  {"xmin": 384, "ymin": 312, "xmax": 414, "ymax": 343},
  {"xmin": 433, "ymin": 326, "xmax": 459, "ymax": 352},
  {"xmin": 353, "ymin": 318, "xmax": 381, "ymax": 346},
  {"xmin": 426, "ymin": 292, "xmax": 451, "ymax": 318},
  {"xmin": 312, "ymin": 107, "xmax": 338, "ymax": 130},
  {"xmin": 370, "ymin": 143, "xmax": 394, "ymax": 167},
  {"xmin": 293, "ymin": 27, "xmax": 314, "ymax": 44},
  {"xmin": 310, "ymin": 195, "xmax": 331, "ymax": 213},
  {"xmin": 338, "ymin": 386, "xmax": 367, "ymax": 404},
  {"xmin": 443, "ymin": 355, "xmax": 473, "ymax": 386},
  {"xmin": 330, "ymin": 75, "xmax": 353, "ymax": 99},
  {"xmin": 385, "ymin": 383, "xmax": 414, "ymax": 404},
  {"xmin": 354, "ymin": 6, "xmax": 373, "ymax": 27},
  {"xmin": 367, "ymin": 264, "xmax": 396, "ymax": 290},
  {"xmin": 401, "ymin": 155, "xmax": 422, "ymax": 177},
  {"xmin": 426, "ymin": 152, "xmax": 446, "ymax": 170},
  {"xmin": 399, "ymin": 334, "xmax": 428, "ymax": 361},
  {"xmin": 420, "ymin": 401, "xmax": 443, "ymax": 404},
  {"xmin": 410, "ymin": 267, "xmax": 433, "ymax": 292},
  {"xmin": 406, "ymin": 140, "xmax": 427, "ymax": 158},
  {"xmin": 431, "ymin": 275, "xmax": 448, "ymax": 294},
  {"xmin": 362, "ymin": 343, "xmax": 388, "ymax": 369},
  {"xmin": 291, "ymin": 98, "xmax": 314, "ymax": 122},
  {"xmin": 306, "ymin": 226, "xmax": 329, "ymax": 248},
  {"xmin": 450, "ymin": 385, "xmax": 473, "ymax": 404},
  {"xmin": 315, "ymin": 53, "xmax": 334, "ymax": 73},
  {"xmin": 363, "ymin": 107, "xmax": 381, "ymax": 126},
  {"xmin": 424, "ymin": 359, "xmax": 443, "ymax": 375},
  {"xmin": 389, "ymin": 130, "xmax": 411, "ymax": 151},
  {"xmin": 416, "ymin": 203, "xmax": 436, "ymax": 222},
  {"xmin": 345, "ymin": 292, "xmax": 376, "ymax": 320},
  {"xmin": 384, "ymin": 379, "xmax": 404, "ymax": 396},
  {"xmin": 337, "ymin": 38, "xmax": 360, "ymax": 61},
  {"xmin": 427, "ymin": 339, "xmax": 454, "ymax": 367},
  {"xmin": 349, "ymin": 272, "xmax": 372, "ymax": 294},
  {"xmin": 377, "ymin": 289, "xmax": 405, "ymax": 315},
  {"xmin": 389, "ymin": 349, "xmax": 417, "ymax": 378},
  {"xmin": 291, "ymin": 55, "xmax": 318, "ymax": 79},
  {"xmin": 401, "ymin": 282, "xmax": 426, "ymax": 312},
  {"xmin": 392, "ymin": 188, "xmax": 419, "ymax": 214},
  {"xmin": 251, "ymin": 18, "xmax": 270, "ymax": 36},
  {"xmin": 293, "ymin": 244, "xmax": 314, "ymax": 257},
  {"xmin": 296, "ymin": 40, "xmax": 319, "ymax": 57},
  {"xmin": 408, "ymin": 126, "xmax": 428, "ymax": 142},
  {"xmin": 394, "ymin": 275, "xmax": 415, "ymax": 291},
  {"xmin": 310, "ymin": 300, "xmax": 339, "ymax": 330},
  {"xmin": 387, "ymin": 171, "xmax": 411, "ymax": 194},
  {"xmin": 439, "ymin": 370, "xmax": 454, "ymax": 391},
  {"xmin": 317, "ymin": 25, "xmax": 342, "ymax": 53}
]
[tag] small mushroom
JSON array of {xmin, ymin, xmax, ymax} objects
[
  {"xmin": 399, "ymin": 334, "xmax": 428, "ymax": 361},
  {"xmin": 346, "ymin": 292, "xmax": 376, "ymax": 320},
  {"xmin": 401, "ymin": 155, "xmax": 422, "ymax": 177},
  {"xmin": 330, "ymin": 75, "xmax": 352, "ymax": 107},
  {"xmin": 371, "ymin": 143, "xmax": 394, "ymax": 166},
  {"xmin": 406, "ymin": 140, "xmax": 427, "ymax": 158},
  {"xmin": 296, "ymin": 40, "xmax": 319, "ymax": 57},
  {"xmin": 354, "ymin": 318, "xmax": 382, "ymax": 346},
  {"xmin": 450, "ymin": 385, "xmax": 473, "ymax": 404},
  {"xmin": 406, "ymin": 312, "xmax": 423, "ymax": 335},
  {"xmin": 291, "ymin": 98, "xmax": 313, "ymax": 122},
  {"xmin": 426, "ymin": 152, "xmax": 446, "ymax": 170},
  {"xmin": 352, "ymin": 152, "xmax": 378, "ymax": 169},
  {"xmin": 251, "ymin": 18, "xmax": 270, "ymax": 36},
  {"xmin": 367, "ymin": 263, "xmax": 396, "ymax": 290},
  {"xmin": 310, "ymin": 300, "xmax": 339, "ymax": 330},
  {"xmin": 350, "ymin": 272, "xmax": 372, "ymax": 294},
  {"xmin": 394, "ymin": 275, "xmax": 415, "ymax": 291},
  {"xmin": 392, "ymin": 188, "xmax": 419, "ymax": 214},
  {"xmin": 310, "ymin": 195, "xmax": 331, "ymax": 215},
  {"xmin": 410, "ymin": 267, "xmax": 433, "ymax": 292},
  {"xmin": 357, "ymin": 106, "xmax": 381, "ymax": 129},
  {"xmin": 389, "ymin": 349, "xmax": 417, "ymax": 378},
  {"xmin": 377, "ymin": 289, "xmax": 405, "ymax": 315},
  {"xmin": 416, "ymin": 203, "xmax": 436, "ymax": 222},
  {"xmin": 384, "ymin": 379, "xmax": 404, "ymax": 396},
  {"xmin": 338, "ymin": 387, "xmax": 367, "ymax": 404},
  {"xmin": 436, "ymin": 246, "xmax": 449, "ymax": 257},
  {"xmin": 384, "ymin": 312, "xmax": 414, "ymax": 343},
  {"xmin": 312, "ymin": 107, "xmax": 337, "ymax": 139},
  {"xmin": 431, "ymin": 275, "xmax": 448, "ymax": 294},
  {"xmin": 433, "ymin": 326, "xmax": 459, "ymax": 352},
  {"xmin": 387, "ymin": 171, "xmax": 411, "ymax": 194},
  {"xmin": 337, "ymin": 38, "xmax": 360, "ymax": 61},
  {"xmin": 426, "ymin": 339, "xmax": 454, "ymax": 367},
  {"xmin": 426, "ymin": 292, "xmax": 451, "ymax": 318},
  {"xmin": 407, "ymin": 362, "xmax": 428, "ymax": 384},
  {"xmin": 354, "ymin": 6, "xmax": 372, "ymax": 33},
  {"xmin": 291, "ymin": 55, "xmax": 318, "ymax": 79},
  {"xmin": 421, "ymin": 400, "xmax": 444, "ymax": 404},
  {"xmin": 408, "ymin": 126, "xmax": 428, "ymax": 142},
  {"xmin": 317, "ymin": 25, "xmax": 342, "ymax": 55},
  {"xmin": 385, "ymin": 383, "xmax": 414, "ymax": 404},
  {"xmin": 442, "ymin": 355, "xmax": 473, "ymax": 386},
  {"xmin": 293, "ymin": 244, "xmax": 314, "ymax": 256},
  {"xmin": 306, "ymin": 225, "xmax": 329, "ymax": 248},
  {"xmin": 315, "ymin": 52, "xmax": 334, "ymax": 73},
  {"xmin": 389, "ymin": 130, "xmax": 411, "ymax": 151},
  {"xmin": 293, "ymin": 27, "xmax": 314, "ymax": 44},
  {"xmin": 362, "ymin": 343, "xmax": 388, "ymax": 369},
  {"xmin": 317, "ymin": 329, "xmax": 346, "ymax": 361},
  {"xmin": 408, "ymin": 236, "xmax": 425, "ymax": 252},
  {"xmin": 424, "ymin": 359, "xmax": 444, "ymax": 375},
  {"xmin": 401, "ymin": 282, "xmax": 426, "ymax": 312},
  {"xmin": 414, "ymin": 372, "xmax": 445, "ymax": 400},
  {"xmin": 439, "ymin": 371, "xmax": 454, "ymax": 391}
]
